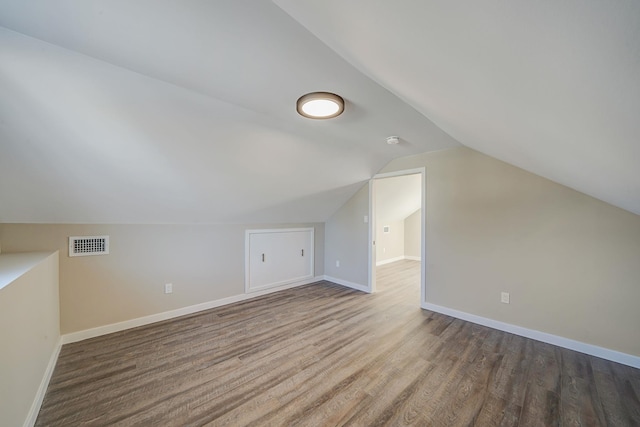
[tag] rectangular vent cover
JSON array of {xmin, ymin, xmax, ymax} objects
[{"xmin": 69, "ymin": 236, "xmax": 109, "ymax": 257}]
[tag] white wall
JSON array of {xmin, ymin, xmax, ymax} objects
[
  {"xmin": 380, "ymin": 147, "xmax": 640, "ymax": 357},
  {"xmin": 0, "ymin": 251, "xmax": 59, "ymax": 427},
  {"xmin": 324, "ymin": 183, "xmax": 369, "ymax": 287},
  {"xmin": 404, "ymin": 209, "xmax": 421, "ymax": 259},
  {"xmin": 0, "ymin": 223, "xmax": 324, "ymax": 334},
  {"xmin": 376, "ymin": 220, "xmax": 405, "ymax": 264}
]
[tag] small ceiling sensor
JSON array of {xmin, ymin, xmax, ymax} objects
[{"xmin": 386, "ymin": 136, "xmax": 400, "ymax": 145}]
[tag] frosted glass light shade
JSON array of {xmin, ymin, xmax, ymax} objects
[{"xmin": 296, "ymin": 92, "xmax": 344, "ymax": 119}]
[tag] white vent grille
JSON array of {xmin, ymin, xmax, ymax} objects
[{"xmin": 69, "ymin": 236, "xmax": 109, "ymax": 257}]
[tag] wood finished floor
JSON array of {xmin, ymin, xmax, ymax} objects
[{"xmin": 36, "ymin": 260, "xmax": 640, "ymax": 426}]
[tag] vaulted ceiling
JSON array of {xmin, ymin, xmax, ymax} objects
[
  {"xmin": 1, "ymin": 1, "xmax": 638, "ymax": 223},
  {"xmin": 375, "ymin": 174, "xmax": 422, "ymax": 224}
]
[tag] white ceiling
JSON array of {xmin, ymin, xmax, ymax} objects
[
  {"xmin": 1, "ymin": 1, "xmax": 638, "ymax": 224},
  {"xmin": 375, "ymin": 174, "xmax": 421, "ymax": 224},
  {"xmin": 276, "ymin": 0, "xmax": 640, "ymax": 216},
  {"xmin": 0, "ymin": 1, "xmax": 458, "ymax": 223}
]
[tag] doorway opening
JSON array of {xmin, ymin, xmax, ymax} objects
[{"xmin": 368, "ymin": 168, "xmax": 426, "ymax": 305}]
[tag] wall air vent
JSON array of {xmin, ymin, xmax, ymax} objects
[{"xmin": 69, "ymin": 236, "xmax": 109, "ymax": 257}]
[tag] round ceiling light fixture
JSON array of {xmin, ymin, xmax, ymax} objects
[{"xmin": 296, "ymin": 92, "xmax": 345, "ymax": 119}]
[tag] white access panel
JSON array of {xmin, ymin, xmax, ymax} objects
[{"xmin": 245, "ymin": 228, "xmax": 314, "ymax": 293}]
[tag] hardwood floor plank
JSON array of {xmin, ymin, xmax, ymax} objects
[
  {"xmin": 559, "ymin": 349, "xmax": 606, "ymax": 426},
  {"xmin": 591, "ymin": 357, "xmax": 633, "ymax": 426},
  {"xmin": 33, "ymin": 260, "xmax": 640, "ymax": 426},
  {"xmin": 517, "ymin": 342, "xmax": 561, "ymax": 426},
  {"xmin": 611, "ymin": 362, "xmax": 640, "ymax": 425}
]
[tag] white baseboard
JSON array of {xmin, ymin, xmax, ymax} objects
[
  {"xmin": 24, "ymin": 337, "xmax": 62, "ymax": 427},
  {"xmin": 375, "ymin": 256, "xmax": 404, "ymax": 266},
  {"xmin": 376, "ymin": 255, "xmax": 421, "ymax": 266},
  {"xmin": 246, "ymin": 274, "xmax": 315, "ymax": 294},
  {"xmin": 422, "ymin": 302, "xmax": 640, "ymax": 369},
  {"xmin": 323, "ymin": 275, "xmax": 371, "ymax": 293},
  {"xmin": 62, "ymin": 276, "xmax": 323, "ymax": 344}
]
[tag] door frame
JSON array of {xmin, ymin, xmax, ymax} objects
[{"xmin": 368, "ymin": 167, "xmax": 426, "ymax": 305}]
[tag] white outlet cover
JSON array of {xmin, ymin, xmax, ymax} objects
[{"xmin": 501, "ymin": 292, "xmax": 510, "ymax": 304}]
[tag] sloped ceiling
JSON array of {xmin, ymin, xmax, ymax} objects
[
  {"xmin": 0, "ymin": 1, "xmax": 459, "ymax": 223},
  {"xmin": 276, "ymin": 0, "xmax": 640, "ymax": 216},
  {"xmin": 1, "ymin": 1, "xmax": 638, "ymax": 225},
  {"xmin": 375, "ymin": 174, "xmax": 421, "ymax": 224}
]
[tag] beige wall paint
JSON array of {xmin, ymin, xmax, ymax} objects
[
  {"xmin": 404, "ymin": 209, "xmax": 421, "ymax": 259},
  {"xmin": 376, "ymin": 220, "xmax": 404, "ymax": 263},
  {"xmin": 380, "ymin": 147, "xmax": 640, "ymax": 356},
  {"xmin": 0, "ymin": 223, "xmax": 324, "ymax": 334},
  {"xmin": 324, "ymin": 183, "xmax": 369, "ymax": 286},
  {"xmin": 0, "ymin": 251, "xmax": 59, "ymax": 427}
]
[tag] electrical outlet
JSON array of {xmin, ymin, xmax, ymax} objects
[
  {"xmin": 363, "ymin": 215, "xmax": 368, "ymax": 223},
  {"xmin": 501, "ymin": 292, "xmax": 510, "ymax": 304},
  {"xmin": 165, "ymin": 283, "xmax": 173, "ymax": 294},
  {"xmin": 336, "ymin": 260, "xmax": 340, "ymax": 267}
]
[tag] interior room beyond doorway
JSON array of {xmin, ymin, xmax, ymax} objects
[{"xmin": 372, "ymin": 172, "xmax": 423, "ymax": 303}]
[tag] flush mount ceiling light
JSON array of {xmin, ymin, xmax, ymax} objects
[{"xmin": 296, "ymin": 92, "xmax": 345, "ymax": 119}]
